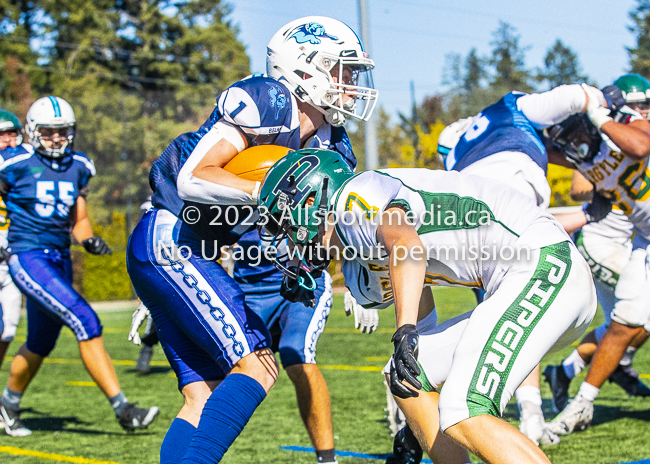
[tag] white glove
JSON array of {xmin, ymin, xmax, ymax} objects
[
  {"xmin": 587, "ymin": 106, "xmax": 613, "ymax": 131},
  {"xmin": 344, "ymin": 291, "xmax": 379, "ymax": 334},
  {"xmin": 128, "ymin": 302, "xmax": 151, "ymax": 346},
  {"xmin": 581, "ymin": 83, "xmax": 606, "ymax": 111}
]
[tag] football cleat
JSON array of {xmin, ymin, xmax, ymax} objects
[
  {"xmin": 0, "ymin": 402, "xmax": 32, "ymax": 437},
  {"xmin": 136, "ymin": 345, "xmax": 154, "ymax": 373},
  {"xmin": 608, "ymin": 365, "xmax": 650, "ymax": 397},
  {"xmin": 518, "ymin": 401, "xmax": 559, "ymax": 447},
  {"xmin": 386, "ymin": 426, "xmax": 423, "ymax": 464},
  {"xmin": 543, "ymin": 364, "xmax": 571, "ymax": 413},
  {"xmin": 547, "ymin": 396, "xmax": 593, "ymax": 436},
  {"xmin": 116, "ymin": 403, "xmax": 160, "ymax": 432}
]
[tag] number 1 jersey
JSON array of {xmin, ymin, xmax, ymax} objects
[{"xmin": 0, "ymin": 144, "xmax": 95, "ymax": 253}]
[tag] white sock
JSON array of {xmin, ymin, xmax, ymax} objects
[
  {"xmin": 577, "ymin": 382, "xmax": 599, "ymax": 402},
  {"xmin": 620, "ymin": 347, "xmax": 637, "ymax": 367},
  {"xmin": 562, "ymin": 349, "xmax": 586, "ymax": 379},
  {"xmin": 515, "ymin": 385, "xmax": 542, "ymax": 407}
]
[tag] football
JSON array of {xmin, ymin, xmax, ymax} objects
[{"xmin": 223, "ymin": 145, "xmax": 293, "ymax": 182}]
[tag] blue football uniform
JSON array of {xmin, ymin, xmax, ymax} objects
[
  {"xmin": 0, "ymin": 144, "xmax": 102, "ymax": 356},
  {"xmin": 127, "ymin": 76, "xmax": 354, "ymax": 388},
  {"xmin": 445, "ymin": 92, "xmax": 547, "ymax": 173}
]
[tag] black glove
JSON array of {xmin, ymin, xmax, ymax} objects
[
  {"xmin": 601, "ymin": 85, "xmax": 626, "ymax": 112},
  {"xmin": 82, "ymin": 236, "xmax": 113, "ymax": 255},
  {"xmin": 280, "ymin": 266, "xmax": 316, "ymax": 307},
  {"xmin": 583, "ymin": 191, "xmax": 612, "ymax": 224},
  {"xmin": 0, "ymin": 247, "xmax": 10, "ymax": 264},
  {"xmin": 389, "ymin": 324, "xmax": 422, "ymax": 399}
]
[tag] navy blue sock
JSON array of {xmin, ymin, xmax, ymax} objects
[
  {"xmin": 182, "ymin": 373, "xmax": 267, "ymax": 463},
  {"xmin": 161, "ymin": 418, "xmax": 197, "ymax": 464}
]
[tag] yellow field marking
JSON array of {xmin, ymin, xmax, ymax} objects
[
  {"xmin": 66, "ymin": 381, "xmax": 97, "ymax": 387},
  {"xmin": 5, "ymin": 357, "xmax": 169, "ymax": 367},
  {"xmin": 319, "ymin": 364, "xmax": 383, "ymax": 372},
  {"xmin": 13, "ymin": 336, "xmax": 26, "ymax": 342},
  {"xmin": 0, "ymin": 445, "xmax": 122, "ymax": 464},
  {"xmin": 365, "ymin": 356, "xmax": 390, "ymax": 362},
  {"xmin": 641, "ymin": 374, "xmax": 650, "ymax": 379}
]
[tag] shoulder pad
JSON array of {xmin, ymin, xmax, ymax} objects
[{"xmin": 217, "ymin": 77, "xmax": 297, "ymax": 131}]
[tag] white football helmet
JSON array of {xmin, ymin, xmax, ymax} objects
[
  {"xmin": 26, "ymin": 96, "xmax": 76, "ymax": 158},
  {"xmin": 437, "ymin": 117, "xmax": 473, "ymax": 165},
  {"xmin": 267, "ymin": 16, "xmax": 378, "ymax": 127}
]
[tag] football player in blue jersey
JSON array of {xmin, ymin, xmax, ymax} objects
[
  {"xmin": 0, "ymin": 111, "xmax": 24, "ymax": 373},
  {"xmin": 0, "ymin": 97, "xmax": 160, "ymax": 437},
  {"xmin": 126, "ymin": 16, "xmax": 377, "ymax": 463}
]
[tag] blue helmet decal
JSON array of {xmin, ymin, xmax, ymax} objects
[
  {"xmin": 288, "ymin": 22, "xmax": 338, "ymax": 44},
  {"xmin": 268, "ymin": 83, "xmax": 287, "ymax": 120}
]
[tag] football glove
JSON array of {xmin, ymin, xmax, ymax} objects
[
  {"xmin": 581, "ymin": 84, "xmax": 606, "ymax": 111},
  {"xmin": 128, "ymin": 302, "xmax": 151, "ymax": 346},
  {"xmin": 601, "ymin": 85, "xmax": 626, "ymax": 112},
  {"xmin": 583, "ymin": 192, "xmax": 612, "ymax": 224},
  {"xmin": 344, "ymin": 291, "xmax": 379, "ymax": 334},
  {"xmin": 390, "ymin": 324, "xmax": 422, "ymax": 399},
  {"xmin": 82, "ymin": 236, "xmax": 112, "ymax": 255},
  {"xmin": 0, "ymin": 247, "xmax": 10, "ymax": 264},
  {"xmin": 280, "ymin": 266, "xmax": 317, "ymax": 308},
  {"xmin": 587, "ymin": 106, "xmax": 613, "ymax": 131}
]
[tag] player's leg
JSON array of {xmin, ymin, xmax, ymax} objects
[
  {"xmin": 9, "ymin": 250, "xmax": 159, "ymax": 431},
  {"xmin": 262, "ymin": 272, "xmax": 336, "ymax": 462},
  {"xmin": 388, "ymin": 312, "xmax": 472, "ymax": 464},
  {"xmin": 393, "ymin": 389, "xmax": 470, "ymax": 464},
  {"xmin": 127, "ymin": 210, "xmax": 276, "ymax": 462},
  {"xmin": 434, "ymin": 242, "xmax": 595, "ymax": 463},
  {"xmin": 0, "ymin": 297, "xmax": 61, "ymax": 436},
  {"xmin": 549, "ymin": 236, "xmax": 650, "ymax": 435}
]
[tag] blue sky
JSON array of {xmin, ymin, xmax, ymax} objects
[{"xmin": 227, "ymin": 0, "xmax": 638, "ymax": 119}]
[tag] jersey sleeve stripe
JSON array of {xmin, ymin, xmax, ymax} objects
[
  {"xmin": 0, "ymin": 153, "xmax": 33, "ymax": 172},
  {"xmin": 72, "ymin": 155, "xmax": 96, "ymax": 176}
]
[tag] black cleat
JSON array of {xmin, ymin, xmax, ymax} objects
[
  {"xmin": 117, "ymin": 403, "xmax": 160, "ymax": 432},
  {"xmin": 543, "ymin": 364, "xmax": 571, "ymax": 413},
  {"xmin": 608, "ymin": 365, "xmax": 650, "ymax": 397},
  {"xmin": 386, "ymin": 426, "xmax": 422, "ymax": 464}
]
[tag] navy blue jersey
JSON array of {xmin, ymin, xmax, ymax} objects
[
  {"xmin": 0, "ymin": 144, "xmax": 95, "ymax": 253},
  {"xmin": 447, "ymin": 92, "xmax": 548, "ymax": 173},
  {"xmin": 149, "ymin": 76, "xmax": 355, "ymax": 259}
]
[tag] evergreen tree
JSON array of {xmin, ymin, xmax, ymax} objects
[
  {"xmin": 629, "ymin": 0, "xmax": 650, "ymax": 77},
  {"xmin": 488, "ymin": 21, "xmax": 532, "ymax": 92},
  {"xmin": 537, "ymin": 39, "xmax": 587, "ymax": 89}
]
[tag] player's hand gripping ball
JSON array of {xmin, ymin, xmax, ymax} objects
[{"xmin": 223, "ymin": 145, "xmax": 293, "ymax": 182}]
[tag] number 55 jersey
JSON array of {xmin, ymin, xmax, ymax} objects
[{"xmin": 0, "ymin": 143, "xmax": 95, "ymax": 253}]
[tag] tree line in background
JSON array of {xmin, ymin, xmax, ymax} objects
[{"xmin": 2, "ymin": 1, "xmax": 650, "ymax": 297}]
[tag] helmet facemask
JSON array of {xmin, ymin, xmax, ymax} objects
[
  {"xmin": 258, "ymin": 176, "xmax": 332, "ymax": 291},
  {"xmin": 33, "ymin": 124, "xmax": 75, "ymax": 158},
  {"xmin": 547, "ymin": 115, "xmax": 601, "ymax": 164}
]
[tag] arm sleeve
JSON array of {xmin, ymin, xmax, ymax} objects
[
  {"xmin": 517, "ymin": 84, "xmax": 586, "ymax": 129},
  {"xmin": 176, "ymin": 121, "xmax": 252, "ymax": 205}
]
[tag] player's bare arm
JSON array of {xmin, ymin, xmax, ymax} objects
[
  {"xmin": 377, "ymin": 207, "xmax": 426, "ymax": 328},
  {"xmin": 70, "ymin": 196, "xmax": 93, "ymax": 243},
  {"xmin": 570, "ymin": 171, "xmax": 594, "ymax": 202},
  {"xmin": 599, "ymin": 118, "xmax": 650, "ymax": 160}
]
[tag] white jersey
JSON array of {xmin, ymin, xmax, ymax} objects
[
  {"xmin": 574, "ymin": 107, "xmax": 650, "ymax": 240},
  {"xmin": 335, "ymin": 169, "xmax": 569, "ymax": 308}
]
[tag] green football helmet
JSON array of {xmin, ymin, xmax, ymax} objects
[
  {"xmin": 258, "ymin": 148, "xmax": 353, "ymax": 287},
  {"xmin": 0, "ymin": 110, "xmax": 23, "ymax": 145},
  {"xmin": 614, "ymin": 73, "xmax": 650, "ymax": 104}
]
